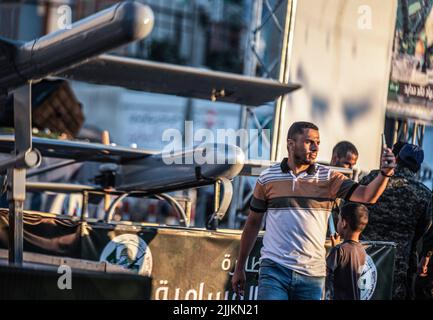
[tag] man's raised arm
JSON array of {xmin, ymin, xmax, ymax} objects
[{"xmin": 349, "ymin": 147, "xmax": 396, "ymax": 204}]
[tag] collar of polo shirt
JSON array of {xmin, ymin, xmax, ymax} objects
[{"xmin": 280, "ymin": 157, "xmax": 317, "ymax": 175}]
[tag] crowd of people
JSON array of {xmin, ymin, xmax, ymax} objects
[{"xmin": 232, "ymin": 121, "xmax": 433, "ymax": 300}]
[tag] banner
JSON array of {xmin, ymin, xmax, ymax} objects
[
  {"xmin": 0, "ymin": 210, "xmax": 395, "ymax": 300},
  {"xmin": 387, "ymin": 0, "xmax": 433, "ymax": 124}
]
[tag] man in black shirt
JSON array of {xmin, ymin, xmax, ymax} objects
[
  {"xmin": 326, "ymin": 202, "xmax": 369, "ymax": 300},
  {"xmin": 330, "ymin": 141, "xmax": 359, "ymax": 170}
]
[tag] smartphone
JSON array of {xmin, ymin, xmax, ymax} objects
[
  {"xmin": 381, "ymin": 133, "xmax": 388, "ymax": 166},
  {"xmin": 328, "ymin": 214, "xmax": 336, "ymax": 237},
  {"xmin": 381, "ymin": 133, "xmax": 387, "ymax": 151}
]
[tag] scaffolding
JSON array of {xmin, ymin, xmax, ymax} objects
[{"xmin": 228, "ymin": 0, "xmax": 297, "ymax": 229}]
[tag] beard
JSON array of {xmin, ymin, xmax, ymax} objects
[{"xmin": 294, "ymin": 152, "xmax": 313, "ymax": 165}]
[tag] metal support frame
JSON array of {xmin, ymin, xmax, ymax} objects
[
  {"xmin": 25, "ymin": 180, "xmax": 192, "ymax": 226},
  {"xmin": 270, "ymin": 0, "xmax": 296, "ymax": 162},
  {"xmin": 229, "ymin": 0, "xmax": 263, "ymax": 230},
  {"xmin": 27, "ymin": 159, "xmax": 78, "ymax": 178},
  {"xmin": 206, "ymin": 177, "xmax": 233, "ymax": 230},
  {"xmin": 154, "ymin": 193, "xmax": 189, "ymax": 227},
  {"xmin": 4, "ymin": 84, "xmax": 41, "ymax": 265},
  {"xmin": 104, "ymin": 192, "xmax": 189, "ymax": 227},
  {"xmin": 229, "ymin": 0, "xmax": 296, "ymax": 229},
  {"xmin": 81, "ymin": 190, "xmax": 89, "ymax": 222}
]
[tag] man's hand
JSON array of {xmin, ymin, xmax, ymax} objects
[
  {"xmin": 381, "ymin": 147, "xmax": 396, "ymax": 176},
  {"xmin": 231, "ymin": 268, "xmax": 246, "ymax": 298},
  {"xmin": 330, "ymin": 233, "xmax": 341, "ymax": 247},
  {"xmin": 350, "ymin": 147, "xmax": 396, "ymax": 203},
  {"xmin": 417, "ymin": 256, "xmax": 430, "ymax": 277}
]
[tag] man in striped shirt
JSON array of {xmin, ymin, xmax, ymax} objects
[{"xmin": 231, "ymin": 121, "xmax": 396, "ymax": 300}]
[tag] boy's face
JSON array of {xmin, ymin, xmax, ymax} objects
[{"xmin": 336, "ymin": 214, "xmax": 347, "ymax": 236}]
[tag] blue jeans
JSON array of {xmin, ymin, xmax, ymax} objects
[{"xmin": 257, "ymin": 258, "xmax": 325, "ymax": 300}]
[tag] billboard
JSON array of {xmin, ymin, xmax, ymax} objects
[
  {"xmin": 275, "ymin": 0, "xmax": 398, "ymax": 171},
  {"xmin": 387, "ymin": 0, "xmax": 433, "ymax": 124}
]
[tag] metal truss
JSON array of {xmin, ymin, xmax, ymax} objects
[{"xmin": 229, "ymin": 0, "xmax": 294, "ymax": 229}]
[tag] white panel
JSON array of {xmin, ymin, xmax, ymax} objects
[{"xmin": 276, "ymin": 0, "xmax": 398, "ymax": 171}]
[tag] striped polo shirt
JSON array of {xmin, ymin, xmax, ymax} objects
[{"xmin": 250, "ymin": 158, "xmax": 358, "ymax": 277}]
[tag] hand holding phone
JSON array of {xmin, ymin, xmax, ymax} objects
[
  {"xmin": 380, "ymin": 134, "xmax": 396, "ymax": 174},
  {"xmin": 381, "ymin": 134, "xmax": 388, "ymax": 165}
]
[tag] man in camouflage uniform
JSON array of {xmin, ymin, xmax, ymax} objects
[{"xmin": 359, "ymin": 143, "xmax": 432, "ymax": 300}]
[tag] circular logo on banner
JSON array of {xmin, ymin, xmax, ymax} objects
[
  {"xmin": 100, "ymin": 234, "xmax": 152, "ymax": 276},
  {"xmin": 358, "ymin": 255, "xmax": 377, "ymax": 300}
]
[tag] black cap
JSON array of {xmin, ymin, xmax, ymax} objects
[{"xmin": 398, "ymin": 143, "xmax": 424, "ymax": 172}]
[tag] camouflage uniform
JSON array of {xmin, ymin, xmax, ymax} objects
[
  {"xmin": 359, "ymin": 167, "xmax": 432, "ymax": 300},
  {"xmin": 415, "ymin": 200, "xmax": 433, "ymax": 300}
]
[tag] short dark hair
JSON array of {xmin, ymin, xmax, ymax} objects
[
  {"xmin": 340, "ymin": 202, "xmax": 369, "ymax": 233},
  {"xmin": 287, "ymin": 121, "xmax": 318, "ymax": 140},
  {"xmin": 332, "ymin": 141, "xmax": 359, "ymax": 158}
]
